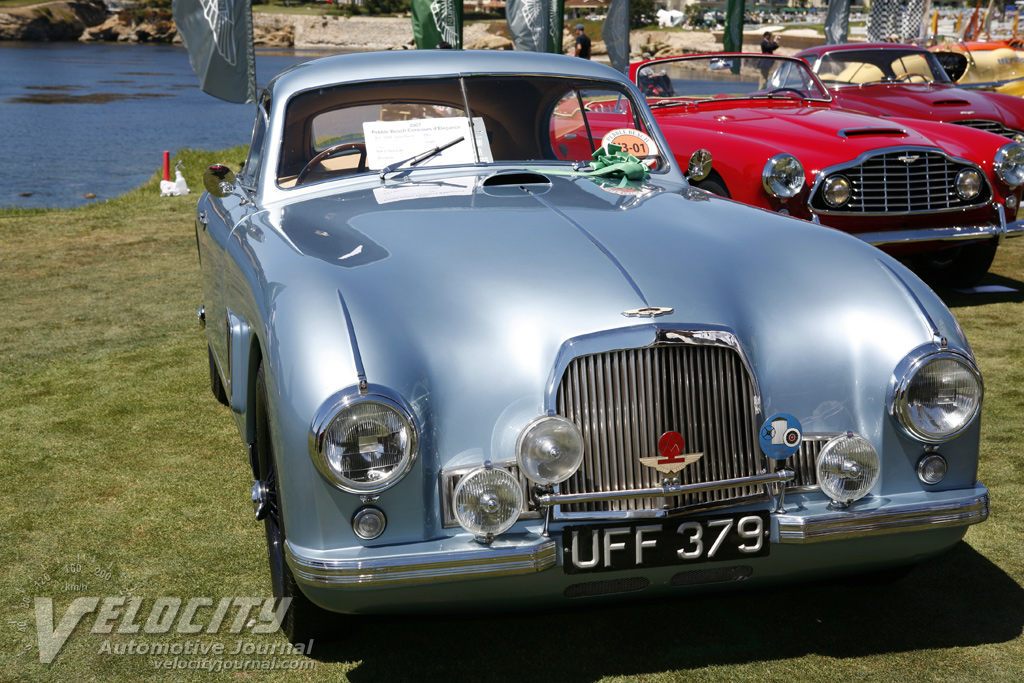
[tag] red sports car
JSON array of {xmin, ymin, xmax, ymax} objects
[
  {"xmin": 630, "ymin": 53, "xmax": 1024, "ymax": 287},
  {"xmin": 796, "ymin": 42, "xmax": 1024, "ymax": 140}
]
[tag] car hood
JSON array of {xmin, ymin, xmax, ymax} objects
[
  {"xmin": 656, "ymin": 104, "xmax": 956, "ymax": 164},
  {"xmin": 831, "ymin": 84, "xmax": 1004, "ymax": 121},
  {"xmin": 257, "ymin": 171, "xmax": 963, "ymax": 463}
]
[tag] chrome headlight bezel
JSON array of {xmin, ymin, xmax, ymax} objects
[
  {"xmin": 308, "ymin": 386, "xmax": 419, "ymax": 494},
  {"xmin": 890, "ymin": 345, "xmax": 983, "ymax": 444},
  {"xmin": 762, "ymin": 153, "xmax": 805, "ymax": 198},
  {"xmin": 994, "ymin": 142, "xmax": 1024, "ymax": 187}
]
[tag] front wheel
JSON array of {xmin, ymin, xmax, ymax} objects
[
  {"xmin": 907, "ymin": 241, "xmax": 998, "ymax": 288},
  {"xmin": 255, "ymin": 364, "xmax": 339, "ymax": 643},
  {"xmin": 694, "ymin": 177, "xmax": 730, "ymax": 198}
]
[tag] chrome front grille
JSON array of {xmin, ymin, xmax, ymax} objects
[
  {"xmin": 952, "ymin": 119, "xmax": 1021, "ymax": 139},
  {"xmin": 811, "ymin": 149, "xmax": 991, "ymax": 214},
  {"xmin": 554, "ymin": 344, "xmax": 766, "ymax": 516}
]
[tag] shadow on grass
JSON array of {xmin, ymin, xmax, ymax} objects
[
  {"xmin": 302, "ymin": 542, "xmax": 1021, "ymax": 681},
  {"xmin": 939, "ymin": 272, "xmax": 1024, "ymax": 309}
]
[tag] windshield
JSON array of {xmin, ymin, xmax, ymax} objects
[
  {"xmin": 636, "ymin": 55, "xmax": 830, "ymax": 104},
  {"xmin": 814, "ymin": 49, "xmax": 951, "ymax": 85},
  {"xmin": 277, "ymin": 75, "xmax": 661, "ymax": 187}
]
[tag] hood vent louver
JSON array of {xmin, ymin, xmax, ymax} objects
[
  {"xmin": 838, "ymin": 127, "xmax": 908, "ymax": 138},
  {"xmin": 932, "ymin": 99, "xmax": 972, "ymax": 106}
]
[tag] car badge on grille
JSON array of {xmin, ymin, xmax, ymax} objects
[
  {"xmin": 898, "ymin": 155, "xmax": 920, "ymax": 164},
  {"xmin": 622, "ymin": 306, "xmax": 674, "ymax": 318},
  {"xmin": 640, "ymin": 431, "xmax": 704, "ymax": 474}
]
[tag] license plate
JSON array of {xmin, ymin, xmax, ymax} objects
[{"xmin": 561, "ymin": 511, "xmax": 770, "ymax": 574}]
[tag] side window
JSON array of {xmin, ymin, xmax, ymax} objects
[{"xmin": 241, "ymin": 97, "xmax": 269, "ymax": 187}]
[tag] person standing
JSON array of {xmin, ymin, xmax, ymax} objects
[
  {"xmin": 758, "ymin": 31, "xmax": 780, "ymax": 87},
  {"xmin": 574, "ymin": 24, "xmax": 592, "ymax": 59}
]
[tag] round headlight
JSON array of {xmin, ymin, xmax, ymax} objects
[
  {"xmin": 762, "ymin": 154, "xmax": 805, "ymax": 198},
  {"xmin": 893, "ymin": 351, "xmax": 982, "ymax": 443},
  {"xmin": 955, "ymin": 168, "xmax": 982, "ymax": 200},
  {"xmin": 822, "ymin": 175, "xmax": 851, "ymax": 207},
  {"xmin": 516, "ymin": 415, "xmax": 585, "ymax": 485},
  {"xmin": 452, "ymin": 466, "xmax": 523, "ymax": 539},
  {"xmin": 310, "ymin": 393, "xmax": 418, "ymax": 493},
  {"xmin": 994, "ymin": 142, "xmax": 1024, "ymax": 186},
  {"xmin": 816, "ymin": 433, "xmax": 879, "ymax": 506}
]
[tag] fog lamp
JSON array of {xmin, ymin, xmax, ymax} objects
[
  {"xmin": 516, "ymin": 415, "xmax": 585, "ymax": 485},
  {"xmin": 816, "ymin": 433, "xmax": 879, "ymax": 506},
  {"xmin": 452, "ymin": 465, "xmax": 523, "ymax": 541},
  {"xmin": 823, "ymin": 175, "xmax": 851, "ymax": 207},
  {"xmin": 352, "ymin": 507, "xmax": 386, "ymax": 540},
  {"xmin": 762, "ymin": 154, "xmax": 805, "ymax": 198},
  {"xmin": 917, "ymin": 454, "xmax": 948, "ymax": 485},
  {"xmin": 954, "ymin": 168, "xmax": 982, "ymax": 200},
  {"xmin": 1007, "ymin": 194, "xmax": 1018, "ymax": 210}
]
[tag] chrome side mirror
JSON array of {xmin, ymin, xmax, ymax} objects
[
  {"xmin": 203, "ymin": 164, "xmax": 237, "ymax": 198},
  {"xmin": 687, "ymin": 149, "xmax": 712, "ymax": 182}
]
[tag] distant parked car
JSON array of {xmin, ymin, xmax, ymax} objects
[
  {"xmin": 631, "ymin": 52, "xmax": 1024, "ymax": 287},
  {"xmin": 796, "ymin": 43, "xmax": 1024, "ymax": 140},
  {"xmin": 196, "ymin": 50, "xmax": 989, "ymax": 644},
  {"xmin": 925, "ymin": 36, "xmax": 1024, "ymax": 97}
]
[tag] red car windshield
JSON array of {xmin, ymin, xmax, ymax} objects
[
  {"xmin": 636, "ymin": 55, "xmax": 830, "ymax": 105},
  {"xmin": 814, "ymin": 49, "xmax": 952, "ymax": 85}
]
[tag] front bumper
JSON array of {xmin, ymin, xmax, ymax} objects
[
  {"xmin": 287, "ymin": 485, "xmax": 988, "ymax": 590},
  {"xmin": 817, "ymin": 204, "xmax": 1023, "ymax": 246}
]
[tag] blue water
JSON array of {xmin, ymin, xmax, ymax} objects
[{"xmin": 0, "ymin": 42, "xmax": 344, "ymax": 209}]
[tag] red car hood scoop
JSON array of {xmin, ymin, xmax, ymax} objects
[
  {"xmin": 838, "ymin": 127, "xmax": 908, "ymax": 138},
  {"xmin": 932, "ymin": 98, "xmax": 972, "ymax": 106}
]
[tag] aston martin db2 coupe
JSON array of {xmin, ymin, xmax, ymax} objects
[
  {"xmin": 631, "ymin": 52, "xmax": 1024, "ymax": 287},
  {"xmin": 195, "ymin": 51, "xmax": 989, "ymax": 642}
]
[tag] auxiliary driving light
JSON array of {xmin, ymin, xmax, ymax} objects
[
  {"xmin": 955, "ymin": 168, "xmax": 982, "ymax": 200},
  {"xmin": 822, "ymin": 175, "xmax": 852, "ymax": 207},
  {"xmin": 516, "ymin": 415, "xmax": 585, "ymax": 485},
  {"xmin": 816, "ymin": 433, "xmax": 879, "ymax": 506},
  {"xmin": 452, "ymin": 465, "xmax": 523, "ymax": 541}
]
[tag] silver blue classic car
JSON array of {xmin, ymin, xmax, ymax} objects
[{"xmin": 195, "ymin": 51, "xmax": 988, "ymax": 642}]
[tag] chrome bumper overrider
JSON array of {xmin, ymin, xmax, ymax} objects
[
  {"xmin": 286, "ymin": 535, "xmax": 556, "ymax": 588},
  {"xmin": 776, "ymin": 490, "xmax": 989, "ymax": 543}
]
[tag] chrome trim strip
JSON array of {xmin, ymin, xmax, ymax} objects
[
  {"xmin": 852, "ymin": 222, "xmax": 1020, "ymax": 246},
  {"xmin": 777, "ymin": 493, "xmax": 989, "ymax": 543},
  {"xmin": 285, "ymin": 538, "xmax": 556, "ymax": 588},
  {"xmin": 536, "ymin": 471, "xmax": 794, "ymax": 507}
]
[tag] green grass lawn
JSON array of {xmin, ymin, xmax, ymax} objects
[{"xmin": 1, "ymin": 149, "xmax": 1023, "ymax": 682}]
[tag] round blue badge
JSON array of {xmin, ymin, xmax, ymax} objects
[{"xmin": 759, "ymin": 413, "xmax": 803, "ymax": 460}]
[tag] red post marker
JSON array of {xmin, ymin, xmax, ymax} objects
[{"xmin": 163, "ymin": 151, "xmax": 171, "ymax": 182}]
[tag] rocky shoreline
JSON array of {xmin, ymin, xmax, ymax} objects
[{"xmin": 0, "ymin": 0, "xmax": 812, "ymax": 57}]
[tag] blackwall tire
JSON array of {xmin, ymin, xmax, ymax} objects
[{"xmin": 255, "ymin": 364, "xmax": 339, "ymax": 643}]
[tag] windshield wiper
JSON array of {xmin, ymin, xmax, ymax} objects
[
  {"xmin": 378, "ymin": 135, "xmax": 466, "ymax": 180},
  {"xmin": 649, "ymin": 99, "xmax": 701, "ymax": 109}
]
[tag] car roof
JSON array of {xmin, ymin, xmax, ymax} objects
[{"xmin": 267, "ymin": 50, "xmax": 628, "ymax": 97}]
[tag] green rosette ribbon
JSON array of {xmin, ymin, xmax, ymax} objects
[{"xmin": 538, "ymin": 143, "xmax": 651, "ymax": 188}]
